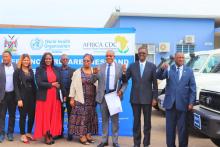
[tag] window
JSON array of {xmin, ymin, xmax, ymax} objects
[
  {"xmin": 203, "ymin": 54, "xmax": 220, "ymax": 73},
  {"xmin": 176, "ymin": 44, "xmax": 195, "ymax": 53}
]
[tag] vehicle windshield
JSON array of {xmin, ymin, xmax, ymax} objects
[
  {"xmin": 203, "ymin": 54, "xmax": 220, "ymax": 73},
  {"xmin": 186, "ymin": 54, "xmax": 209, "ymax": 72}
]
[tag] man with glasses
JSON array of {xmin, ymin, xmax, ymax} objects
[
  {"xmin": 0, "ymin": 51, "xmax": 17, "ymax": 142},
  {"xmin": 92, "ymin": 50, "xmax": 127, "ymax": 147},
  {"xmin": 58, "ymin": 54, "xmax": 75, "ymax": 140},
  {"xmin": 126, "ymin": 45, "xmax": 158, "ymax": 147}
]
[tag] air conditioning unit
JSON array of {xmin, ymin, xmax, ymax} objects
[
  {"xmin": 159, "ymin": 42, "xmax": 170, "ymax": 52},
  {"xmin": 184, "ymin": 35, "xmax": 195, "ymax": 44}
]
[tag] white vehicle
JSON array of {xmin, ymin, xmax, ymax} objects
[
  {"xmin": 193, "ymin": 85, "xmax": 220, "ymax": 146},
  {"xmin": 157, "ymin": 49, "xmax": 220, "ymax": 111}
]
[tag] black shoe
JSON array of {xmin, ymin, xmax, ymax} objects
[
  {"xmin": 53, "ymin": 134, "xmax": 63, "ymax": 140},
  {"xmin": 67, "ymin": 134, "xmax": 73, "ymax": 141},
  {"xmin": 97, "ymin": 142, "xmax": 108, "ymax": 147},
  {"xmin": 113, "ymin": 143, "xmax": 120, "ymax": 147},
  {"xmin": 133, "ymin": 145, "xmax": 140, "ymax": 147}
]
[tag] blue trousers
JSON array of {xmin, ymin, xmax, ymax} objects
[{"xmin": 166, "ymin": 105, "xmax": 188, "ymax": 147}]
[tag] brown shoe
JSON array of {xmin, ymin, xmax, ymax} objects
[
  {"xmin": 86, "ymin": 134, "xmax": 95, "ymax": 143},
  {"xmin": 79, "ymin": 136, "xmax": 90, "ymax": 145}
]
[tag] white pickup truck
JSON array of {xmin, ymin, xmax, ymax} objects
[{"xmin": 193, "ymin": 85, "xmax": 220, "ymax": 146}]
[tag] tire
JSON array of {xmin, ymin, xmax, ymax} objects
[{"xmin": 211, "ymin": 138, "xmax": 220, "ymax": 146}]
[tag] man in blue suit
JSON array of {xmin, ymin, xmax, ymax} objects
[{"xmin": 157, "ymin": 52, "xmax": 196, "ymax": 147}]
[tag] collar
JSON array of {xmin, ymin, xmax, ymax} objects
[
  {"xmin": 106, "ymin": 62, "xmax": 115, "ymax": 66},
  {"xmin": 139, "ymin": 60, "xmax": 147, "ymax": 66},
  {"xmin": 175, "ymin": 65, "xmax": 183, "ymax": 70}
]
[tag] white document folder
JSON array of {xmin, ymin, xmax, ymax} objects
[{"xmin": 104, "ymin": 91, "xmax": 123, "ymax": 116}]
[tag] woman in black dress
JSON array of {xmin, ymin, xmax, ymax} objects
[{"xmin": 13, "ymin": 54, "xmax": 36, "ymax": 143}]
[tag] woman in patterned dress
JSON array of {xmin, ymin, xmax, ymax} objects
[{"xmin": 68, "ymin": 54, "xmax": 98, "ymax": 145}]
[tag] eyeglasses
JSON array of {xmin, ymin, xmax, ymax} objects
[
  {"xmin": 138, "ymin": 52, "xmax": 146, "ymax": 55},
  {"xmin": 83, "ymin": 60, "xmax": 91, "ymax": 62},
  {"xmin": 106, "ymin": 55, "xmax": 114, "ymax": 58}
]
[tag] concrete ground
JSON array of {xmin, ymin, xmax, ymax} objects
[{"xmin": 0, "ymin": 109, "xmax": 216, "ymax": 147}]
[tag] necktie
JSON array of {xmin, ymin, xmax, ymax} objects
[
  {"xmin": 140, "ymin": 63, "xmax": 144, "ymax": 77},
  {"xmin": 106, "ymin": 64, "xmax": 111, "ymax": 93},
  {"xmin": 176, "ymin": 67, "xmax": 180, "ymax": 80}
]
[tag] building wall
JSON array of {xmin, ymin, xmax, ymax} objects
[{"xmin": 113, "ymin": 16, "xmax": 215, "ymax": 64}]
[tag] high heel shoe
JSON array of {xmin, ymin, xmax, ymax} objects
[
  {"xmin": 48, "ymin": 132, "xmax": 55, "ymax": 144},
  {"xmin": 45, "ymin": 131, "xmax": 52, "ymax": 145},
  {"xmin": 26, "ymin": 133, "xmax": 34, "ymax": 141},
  {"xmin": 20, "ymin": 135, "xmax": 29, "ymax": 144}
]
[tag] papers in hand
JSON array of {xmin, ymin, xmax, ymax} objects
[
  {"xmin": 59, "ymin": 89, "xmax": 63, "ymax": 103},
  {"xmin": 105, "ymin": 91, "xmax": 123, "ymax": 116}
]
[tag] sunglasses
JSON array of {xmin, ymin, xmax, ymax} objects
[
  {"xmin": 138, "ymin": 52, "xmax": 146, "ymax": 55},
  {"xmin": 106, "ymin": 55, "xmax": 114, "ymax": 58}
]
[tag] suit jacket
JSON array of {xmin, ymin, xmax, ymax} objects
[
  {"xmin": 157, "ymin": 64, "xmax": 196, "ymax": 111},
  {"xmin": 35, "ymin": 66, "xmax": 65, "ymax": 101},
  {"xmin": 126, "ymin": 61, "xmax": 158, "ymax": 104},
  {"xmin": 59, "ymin": 66, "xmax": 75, "ymax": 96},
  {"xmin": 13, "ymin": 68, "xmax": 36, "ymax": 100},
  {"xmin": 91, "ymin": 62, "xmax": 127, "ymax": 103},
  {"xmin": 0, "ymin": 63, "xmax": 17, "ymax": 102}
]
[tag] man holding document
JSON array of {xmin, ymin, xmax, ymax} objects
[
  {"xmin": 126, "ymin": 45, "xmax": 158, "ymax": 147},
  {"xmin": 91, "ymin": 50, "xmax": 127, "ymax": 147}
]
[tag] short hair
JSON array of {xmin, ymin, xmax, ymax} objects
[
  {"xmin": 17, "ymin": 54, "xmax": 32, "ymax": 69},
  {"xmin": 83, "ymin": 53, "xmax": 94, "ymax": 62},
  {"xmin": 106, "ymin": 50, "xmax": 115, "ymax": 56},
  {"xmin": 138, "ymin": 44, "xmax": 148, "ymax": 53},
  {"xmin": 175, "ymin": 51, "xmax": 184, "ymax": 56},
  {"xmin": 2, "ymin": 51, "xmax": 12, "ymax": 57},
  {"xmin": 60, "ymin": 54, "xmax": 69, "ymax": 60}
]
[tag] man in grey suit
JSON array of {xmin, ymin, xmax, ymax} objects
[
  {"xmin": 0, "ymin": 51, "xmax": 17, "ymax": 142},
  {"xmin": 92, "ymin": 50, "xmax": 127, "ymax": 147},
  {"xmin": 126, "ymin": 45, "xmax": 158, "ymax": 147}
]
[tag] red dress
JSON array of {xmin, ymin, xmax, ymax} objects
[{"xmin": 34, "ymin": 66, "xmax": 62, "ymax": 139}]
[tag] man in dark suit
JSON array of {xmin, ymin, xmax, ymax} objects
[
  {"xmin": 92, "ymin": 50, "xmax": 127, "ymax": 147},
  {"xmin": 0, "ymin": 51, "xmax": 17, "ymax": 142},
  {"xmin": 59, "ymin": 54, "xmax": 75, "ymax": 140},
  {"xmin": 157, "ymin": 52, "xmax": 196, "ymax": 147},
  {"xmin": 126, "ymin": 45, "xmax": 158, "ymax": 147}
]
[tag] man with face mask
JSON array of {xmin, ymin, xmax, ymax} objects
[
  {"xmin": 126, "ymin": 45, "xmax": 158, "ymax": 147},
  {"xmin": 0, "ymin": 51, "xmax": 17, "ymax": 142},
  {"xmin": 157, "ymin": 52, "xmax": 196, "ymax": 147}
]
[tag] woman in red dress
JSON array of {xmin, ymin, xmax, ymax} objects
[{"xmin": 34, "ymin": 52, "xmax": 65, "ymax": 145}]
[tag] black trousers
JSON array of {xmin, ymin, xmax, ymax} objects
[
  {"xmin": 131, "ymin": 103, "xmax": 152, "ymax": 146},
  {"xmin": 61, "ymin": 97, "xmax": 72, "ymax": 135},
  {"xmin": 18, "ymin": 91, "xmax": 35, "ymax": 135},
  {"xmin": 0, "ymin": 92, "xmax": 17, "ymax": 135}
]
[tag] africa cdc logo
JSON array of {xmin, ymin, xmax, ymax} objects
[
  {"xmin": 30, "ymin": 38, "xmax": 44, "ymax": 50},
  {"xmin": 115, "ymin": 36, "xmax": 129, "ymax": 53}
]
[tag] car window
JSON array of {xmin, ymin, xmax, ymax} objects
[
  {"xmin": 203, "ymin": 54, "xmax": 220, "ymax": 73},
  {"xmin": 186, "ymin": 54, "xmax": 209, "ymax": 72}
]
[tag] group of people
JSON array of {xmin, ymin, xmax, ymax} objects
[{"xmin": 0, "ymin": 45, "xmax": 196, "ymax": 147}]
